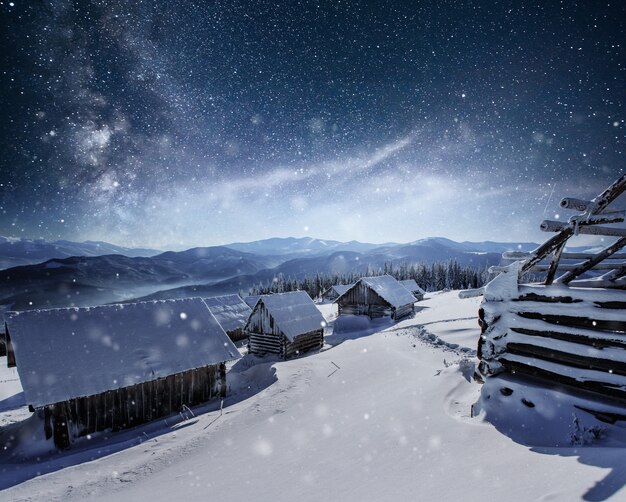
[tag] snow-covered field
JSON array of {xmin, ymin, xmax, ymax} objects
[{"xmin": 1, "ymin": 291, "xmax": 626, "ymax": 501}]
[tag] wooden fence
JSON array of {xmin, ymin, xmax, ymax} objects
[{"xmin": 478, "ymin": 283, "xmax": 626, "ymax": 400}]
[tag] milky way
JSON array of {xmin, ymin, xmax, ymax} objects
[{"xmin": 1, "ymin": 1, "xmax": 624, "ymax": 248}]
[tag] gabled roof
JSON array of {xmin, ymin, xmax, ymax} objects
[
  {"xmin": 322, "ymin": 284, "xmax": 354, "ymax": 297},
  {"xmin": 5, "ymin": 298, "xmax": 241, "ymax": 408},
  {"xmin": 332, "ymin": 284, "xmax": 354, "ymax": 296},
  {"xmin": 337, "ymin": 275, "xmax": 417, "ymax": 308},
  {"xmin": 203, "ymin": 294, "xmax": 252, "ymax": 332},
  {"xmin": 244, "ymin": 295, "xmax": 262, "ymax": 308},
  {"xmin": 399, "ymin": 279, "xmax": 426, "ymax": 294},
  {"xmin": 246, "ymin": 291, "xmax": 325, "ymax": 341}
]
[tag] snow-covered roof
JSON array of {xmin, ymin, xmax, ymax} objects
[
  {"xmin": 246, "ymin": 291, "xmax": 325, "ymax": 341},
  {"xmin": 5, "ymin": 298, "xmax": 241, "ymax": 408},
  {"xmin": 322, "ymin": 284, "xmax": 354, "ymax": 297},
  {"xmin": 203, "ymin": 294, "xmax": 252, "ymax": 332},
  {"xmin": 399, "ymin": 279, "xmax": 426, "ymax": 294},
  {"xmin": 332, "ymin": 284, "xmax": 354, "ymax": 296},
  {"xmin": 339, "ymin": 275, "xmax": 417, "ymax": 308},
  {"xmin": 244, "ymin": 295, "xmax": 262, "ymax": 308}
]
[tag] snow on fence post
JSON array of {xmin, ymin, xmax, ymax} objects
[{"xmin": 483, "ymin": 262, "xmax": 520, "ymax": 302}]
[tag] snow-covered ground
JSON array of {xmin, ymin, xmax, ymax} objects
[{"xmin": 1, "ymin": 291, "xmax": 626, "ymax": 501}]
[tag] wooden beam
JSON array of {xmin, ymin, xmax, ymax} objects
[
  {"xmin": 510, "ymin": 326, "xmax": 626, "ymax": 350},
  {"xmin": 516, "ymin": 311, "xmax": 626, "ymax": 332},
  {"xmin": 498, "ymin": 357, "xmax": 626, "ymax": 402},
  {"xmin": 521, "ymin": 173, "xmax": 626, "ymax": 275},
  {"xmin": 560, "ymin": 197, "xmax": 594, "ymax": 211},
  {"xmin": 602, "ymin": 265, "xmax": 626, "ymax": 282},
  {"xmin": 506, "ymin": 342, "xmax": 626, "ymax": 377},
  {"xmin": 557, "ymin": 237, "xmax": 626, "ymax": 284},
  {"xmin": 504, "ymin": 251, "xmax": 626, "ymax": 260},
  {"xmin": 531, "ymin": 262, "xmax": 626, "ymax": 272},
  {"xmin": 540, "ymin": 220, "xmax": 626, "ymax": 237},
  {"xmin": 570, "ymin": 212, "xmax": 625, "ymax": 226},
  {"xmin": 544, "ymin": 242, "xmax": 566, "ymax": 285}
]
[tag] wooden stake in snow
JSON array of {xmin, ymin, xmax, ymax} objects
[{"xmin": 327, "ymin": 361, "xmax": 341, "ymax": 378}]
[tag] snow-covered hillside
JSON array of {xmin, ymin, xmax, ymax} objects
[{"xmin": 1, "ymin": 292, "xmax": 625, "ymax": 501}]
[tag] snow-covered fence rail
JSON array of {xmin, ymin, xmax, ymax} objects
[
  {"xmin": 520, "ymin": 173, "xmax": 626, "ymax": 285},
  {"xmin": 477, "ymin": 283, "xmax": 626, "ymax": 400}
]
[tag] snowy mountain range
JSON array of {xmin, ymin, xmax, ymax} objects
[
  {"xmin": 0, "ymin": 236, "xmax": 160, "ymax": 270},
  {"xmin": 0, "ymin": 235, "xmax": 544, "ymax": 311}
]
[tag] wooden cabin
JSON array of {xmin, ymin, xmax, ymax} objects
[
  {"xmin": 474, "ymin": 173, "xmax": 626, "ymax": 404},
  {"xmin": 335, "ymin": 275, "xmax": 416, "ymax": 321},
  {"xmin": 203, "ymin": 294, "xmax": 252, "ymax": 342},
  {"xmin": 245, "ymin": 291, "xmax": 325, "ymax": 359},
  {"xmin": 321, "ymin": 284, "xmax": 354, "ymax": 302},
  {"xmin": 398, "ymin": 279, "xmax": 426, "ymax": 301},
  {"xmin": 4, "ymin": 297, "xmax": 241, "ymax": 449}
]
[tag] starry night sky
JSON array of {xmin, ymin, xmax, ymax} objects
[{"xmin": 1, "ymin": 1, "xmax": 624, "ymax": 249}]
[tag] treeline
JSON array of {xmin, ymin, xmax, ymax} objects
[{"xmin": 249, "ymin": 260, "xmax": 492, "ymax": 298}]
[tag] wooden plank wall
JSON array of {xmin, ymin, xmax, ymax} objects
[
  {"xmin": 247, "ymin": 301, "xmax": 282, "ymax": 336},
  {"xmin": 337, "ymin": 282, "xmax": 391, "ymax": 317},
  {"xmin": 46, "ymin": 364, "xmax": 223, "ymax": 449},
  {"xmin": 249, "ymin": 329, "xmax": 324, "ymax": 359},
  {"xmin": 478, "ymin": 286, "xmax": 626, "ymax": 400},
  {"xmin": 227, "ymin": 327, "xmax": 248, "ymax": 343}
]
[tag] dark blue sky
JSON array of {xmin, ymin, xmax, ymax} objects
[{"xmin": 1, "ymin": 1, "xmax": 624, "ymax": 248}]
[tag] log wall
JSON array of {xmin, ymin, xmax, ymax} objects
[
  {"xmin": 227, "ymin": 327, "xmax": 247, "ymax": 343},
  {"xmin": 44, "ymin": 363, "xmax": 225, "ymax": 449},
  {"xmin": 394, "ymin": 303, "xmax": 415, "ymax": 321},
  {"xmin": 284, "ymin": 329, "xmax": 324, "ymax": 359},
  {"xmin": 248, "ymin": 329, "xmax": 323, "ymax": 359},
  {"xmin": 478, "ymin": 285, "xmax": 626, "ymax": 401},
  {"xmin": 336, "ymin": 282, "xmax": 414, "ymax": 320}
]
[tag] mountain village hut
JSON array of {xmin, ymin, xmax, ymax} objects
[
  {"xmin": 399, "ymin": 279, "xmax": 426, "ymax": 301},
  {"xmin": 3, "ymin": 297, "xmax": 241, "ymax": 449},
  {"xmin": 245, "ymin": 291, "xmax": 325, "ymax": 359},
  {"xmin": 321, "ymin": 283, "xmax": 354, "ymax": 302},
  {"xmin": 335, "ymin": 275, "xmax": 417, "ymax": 321},
  {"xmin": 203, "ymin": 294, "xmax": 252, "ymax": 342}
]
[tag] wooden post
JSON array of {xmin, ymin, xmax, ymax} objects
[
  {"xmin": 544, "ymin": 242, "xmax": 566, "ymax": 285},
  {"xmin": 219, "ymin": 363, "xmax": 227, "ymax": 398},
  {"xmin": 52, "ymin": 403, "xmax": 71, "ymax": 449}
]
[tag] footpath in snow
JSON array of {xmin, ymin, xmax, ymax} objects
[{"xmin": 1, "ymin": 291, "xmax": 626, "ymax": 501}]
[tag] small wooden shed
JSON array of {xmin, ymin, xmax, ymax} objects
[
  {"xmin": 398, "ymin": 279, "xmax": 426, "ymax": 301},
  {"xmin": 203, "ymin": 294, "xmax": 252, "ymax": 342},
  {"xmin": 335, "ymin": 275, "xmax": 416, "ymax": 321},
  {"xmin": 245, "ymin": 291, "xmax": 325, "ymax": 359},
  {"xmin": 321, "ymin": 284, "xmax": 354, "ymax": 302},
  {"xmin": 4, "ymin": 297, "xmax": 241, "ymax": 449}
]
